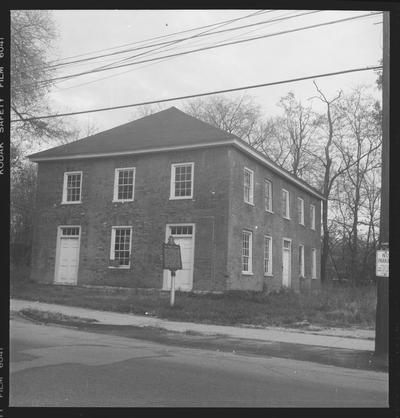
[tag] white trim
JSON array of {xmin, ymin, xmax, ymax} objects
[
  {"xmin": 298, "ymin": 197, "xmax": 305, "ymax": 225},
  {"xmin": 311, "ymin": 248, "xmax": 317, "ymax": 279},
  {"xmin": 54, "ymin": 225, "xmax": 81, "ymax": 285},
  {"xmin": 243, "ymin": 167, "xmax": 254, "ymax": 205},
  {"xmin": 163, "ymin": 223, "xmax": 196, "ymax": 291},
  {"xmin": 299, "ymin": 244, "xmax": 305, "ymax": 277},
  {"xmin": 62, "ymin": 171, "xmax": 82, "ymax": 204},
  {"xmin": 282, "ymin": 188, "xmax": 290, "ymax": 220},
  {"xmin": 241, "ymin": 229, "xmax": 253, "ymax": 274},
  {"xmin": 30, "ymin": 138, "xmax": 324, "ymax": 200},
  {"xmin": 170, "ymin": 162, "xmax": 194, "ymax": 200},
  {"xmin": 282, "ymin": 238, "xmax": 292, "ymax": 288},
  {"xmin": 109, "ymin": 226, "xmax": 133, "ymax": 269},
  {"xmin": 310, "ymin": 204, "xmax": 316, "ymax": 230},
  {"xmin": 264, "ymin": 235, "xmax": 273, "ymax": 276},
  {"xmin": 113, "ymin": 167, "xmax": 136, "ymax": 202}
]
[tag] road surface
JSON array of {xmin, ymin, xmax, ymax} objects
[{"xmin": 10, "ymin": 315, "xmax": 388, "ymax": 407}]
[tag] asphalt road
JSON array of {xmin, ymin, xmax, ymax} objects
[{"xmin": 10, "ymin": 316, "xmax": 388, "ymax": 407}]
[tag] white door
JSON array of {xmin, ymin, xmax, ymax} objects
[
  {"xmin": 163, "ymin": 225, "xmax": 195, "ymax": 291},
  {"xmin": 55, "ymin": 227, "xmax": 80, "ymax": 285},
  {"xmin": 282, "ymin": 239, "xmax": 291, "ymax": 287}
]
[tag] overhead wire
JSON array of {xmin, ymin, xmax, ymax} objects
[
  {"xmin": 11, "ymin": 65, "xmax": 382, "ymax": 123},
  {"xmin": 24, "ymin": 11, "xmax": 381, "ymax": 89}
]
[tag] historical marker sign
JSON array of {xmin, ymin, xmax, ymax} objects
[
  {"xmin": 376, "ymin": 249, "xmax": 389, "ymax": 277},
  {"xmin": 163, "ymin": 241, "xmax": 182, "ymax": 271}
]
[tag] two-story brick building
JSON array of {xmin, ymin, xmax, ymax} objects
[{"xmin": 28, "ymin": 107, "xmax": 323, "ymax": 292}]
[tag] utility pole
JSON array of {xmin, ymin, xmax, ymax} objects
[{"xmin": 374, "ymin": 10, "xmax": 389, "ymax": 359}]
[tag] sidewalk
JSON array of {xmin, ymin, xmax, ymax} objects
[{"xmin": 10, "ymin": 299, "xmax": 375, "ymax": 352}]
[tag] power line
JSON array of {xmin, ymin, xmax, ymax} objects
[
  {"xmin": 61, "ymin": 10, "xmax": 318, "ymax": 73},
  {"xmin": 27, "ymin": 11, "xmax": 381, "ymax": 88},
  {"xmin": 56, "ymin": 10, "xmax": 312, "ymax": 91},
  {"xmin": 46, "ymin": 9, "xmax": 270, "ymax": 67},
  {"xmin": 11, "ymin": 65, "xmax": 382, "ymax": 123}
]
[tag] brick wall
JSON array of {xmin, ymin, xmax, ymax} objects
[
  {"xmin": 226, "ymin": 147, "xmax": 322, "ymax": 292},
  {"xmin": 30, "ymin": 146, "xmax": 231, "ymax": 291}
]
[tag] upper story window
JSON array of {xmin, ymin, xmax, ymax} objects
[
  {"xmin": 110, "ymin": 226, "xmax": 132, "ymax": 268},
  {"xmin": 170, "ymin": 162, "xmax": 194, "ymax": 199},
  {"xmin": 244, "ymin": 167, "xmax": 254, "ymax": 205},
  {"xmin": 242, "ymin": 230, "xmax": 253, "ymax": 274},
  {"xmin": 282, "ymin": 188, "xmax": 290, "ymax": 219},
  {"xmin": 113, "ymin": 167, "xmax": 135, "ymax": 202},
  {"xmin": 310, "ymin": 204, "xmax": 316, "ymax": 230},
  {"xmin": 264, "ymin": 235, "xmax": 272, "ymax": 276},
  {"xmin": 298, "ymin": 197, "xmax": 304, "ymax": 225},
  {"xmin": 62, "ymin": 171, "xmax": 82, "ymax": 204},
  {"xmin": 264, "ymin": 179, "xmax": 272, "ymax": 212}
]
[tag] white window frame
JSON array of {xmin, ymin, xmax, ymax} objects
[
  {"xmin": 264, "ymin": 235, "xmax": 273, "ymax": 276},
  {"xmin": 109, "ymin": 226, "xmax": 133, "ymax": 269},
  {"xmin": 299, "ymin": 244, "xmax": 305, "ymax": 278},
  {"xmin": 113, "ymin": 167, "xmax": 136, "ymax": 202},
  {"xmin": 282, "ymin": 188, "xmax": 290, "ymax": 219},
  {"xmin": 62, "ymin": 171, "xmax": 82, "ymax": 204},
  {"xmin": 311, "ymin": 248, "xmax": 317, "ymax": 279},
  {"xmin": 242, "ymin": 230, "xmax": 253, "ymax": 274},
  {"xmin": 243, "ymin": 167, "xmax": 254, "ymax": 205},
  {"xmin": 264, "ymin": 179, "xmax": 273, "ymax": 213},
  {"xmin": 298, "ymin": 197, "xmax": 305, "ymax": 225},
  {"xmin": 170, "ymin": 162, "xmax": 194, "ymax": 200},
  {"xmin": 310, "ymin": 204, "xmax": 316, "ymax": 230}
]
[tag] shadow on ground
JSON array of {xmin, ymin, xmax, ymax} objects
[{"xmin": 17, "ymin": 310, "xmax": 388, "ymax": 373}]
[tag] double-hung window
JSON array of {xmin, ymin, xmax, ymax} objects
[
  {"xmin": 243, "ymin": 168, "xmax": 254, "ymax": 205},
  {"xmin": 264, "ymin": 235, "xmax": 272, "ymax": 276},
  {"xmin": 113, "ymin": 167, "xmax": 135, "ymax": 202},
  {"xmin": 311, "ymin": 248, "xmax": 317, "ymax": 279},
  {"xmin": 264, "ymin": 179, "xmax": 272, "ymax": 212},
  {"xmin": 310, "ymin": 204, "xmax": 316, "ymax": 230},
  {"xmin": 62, "ymin": 171, "xmax": 82, "ymax": 204},
  {"xmin": 110, "ymin": 227, "xmax": 132, "ymax": 268},
  {"xmin": 282, "ymin": 189, "xmax": 290, "ymax": 219},
  {"xmin": 242, "ymin": 230, "xmax": 253, "ymax": 274},
  {"xmin": 299, "ymin": 244, "xmax": 305, "ymax": 277},
  {"xmin": 170, "ymin": 162, "xmax": 194, "ymax": 199},
  {"xmin": 298, "ymin": 197, "xmax": 304, "ymax": 225}
]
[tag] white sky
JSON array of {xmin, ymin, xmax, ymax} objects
[{"xmin": 46, "ymin": 9, "xmax": 383, "ymax": 134}]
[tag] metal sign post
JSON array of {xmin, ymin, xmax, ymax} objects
[{"xmin": 162, "ymin": 236, "xmax": 182, "ymax": 308}]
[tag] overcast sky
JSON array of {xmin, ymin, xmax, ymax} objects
[{"xmin": 46, "ymin": 9, "xmax": 383, "ymax": 134}]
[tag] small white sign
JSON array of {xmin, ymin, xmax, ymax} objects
[{"xmin": 376, "ymin": 250, "xmax": 389, "ymax": 277}]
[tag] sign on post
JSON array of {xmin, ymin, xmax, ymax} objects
[
  {"xmin": 376, "ymin": 249, "xmax": 389, "ymax": 278},
  {"xmin": 162, "ymin": 236, "xmax": 182, "ymax": 307}
]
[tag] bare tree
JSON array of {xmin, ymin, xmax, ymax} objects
[{"xmin": 184, "ymin": 94, "xmax": 262, "ymax": 146}]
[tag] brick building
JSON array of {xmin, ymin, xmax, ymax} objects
[{"xmin": 28, "ymin": 107, "xmax": 323, "ymax": 292}]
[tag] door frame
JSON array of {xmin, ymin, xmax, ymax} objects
[
  {"xmin": 282, "ymin": 237, "xmax": 292, "ymax": 288},
  {"xmin": 163, "ymin": 223, "xmax": 196, "ymax": 291},
  {"xmin": 54, "ymin": 225, "xmax": 81, "ymax": 285}
]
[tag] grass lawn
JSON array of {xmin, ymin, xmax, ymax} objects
[{"xmin": 11, "ymin": 266, "xmax": 376, "ymax": 329}]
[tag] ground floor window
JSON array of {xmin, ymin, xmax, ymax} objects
[
  {"xmin": 311, "ymin": 248, "xmax": 317, "ymax": 279},
  {"xmin": 110, "ymin": 227, "xmax": 132, "ymax": 268},
  {"xmin": 242, "ymin": 230, "xmax": 253, "ymax": 274},
  {"xmin": 264, "ymin": 235, "xmax": 272, "ymax": 276},
  {"xmin": 299, "ymin": 244, "xmax": 305, "ymax": 277}
]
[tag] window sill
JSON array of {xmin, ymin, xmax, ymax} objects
[
  {"xmin": 299, "ymin": 222, "xmax": 305, "ymax": 226},
  {"xmin": 244, "ymin": 201, "xmax": 255, "ymax": 206},
  {"xmin": 283, "ymin": 216, "xmax": 291, "ymax": 220},
  {"xmin": 241, "ymin": 272, "xmax": 254, "ymax": 276},
  {"xmin": 61, "ymin": 201, "xmax": 82, "ymax": 205},
  {"xmin": 112, "ymin": 199, "xmax": 134, "ymax": 203},
  {"xmin": 265, "ymin": 209, "xmax": 274, "ymax": 214},
  {"xmin": 169, "ymin": 196, "xmax": 193, "ymax": 200},
  {"xmin": 108, "ymin": 266, "xmax": 131, "ymax": 270},
  {"xmin": 264, "ymin": 273, "xmax": 273, "ymax": 277}
]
